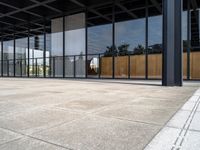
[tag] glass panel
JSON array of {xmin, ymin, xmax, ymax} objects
[
  {"xmin": 75, "ymin": 55, "xmax": 85, "ymax": 77},
  {"xmin": 16, "ymin": 37, "xmax": 28, "ymax": 77},
  {"xmin": 65, "ymin": 56, "xmax": 74, "ymax": 77},
  {"xmin": 65, "ymin": 13, "xmax": 86, "ymax": 77},
  {"xmin": 190, "ymin": 8, "xmax": 200, "ymax": 79},
  {"xmin": 148, "ymin": 6, "xmax": 163, "ymax": 79},
  {"xmin": 182, "ymin": 10, "xmax": 188, "ymax": 79},
  {"xmin": 87, "ymin": 54, "xmax": 100, "ymax": 78},
  {"xmin": 46, "ymin": 28, "xmax": 51, "ymax": 77},
  {"xmin": 51, "ymin": 17, "xmax": 63, "ymax": 77},
  {"xmin": 115, "ymin": 5, "xmax": 145, "ymax": 78},
  {"xmin": 87, "ymin": 4, "xmax": 113, "ymax": 78},
  {"xmin": 3, "ymin": 40, "xmax": 14, "ymax": 76}
]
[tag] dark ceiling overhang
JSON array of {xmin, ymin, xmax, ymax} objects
[{"xmin": 0, "ymin": 0, "xmax": 199, "ymax": 40}]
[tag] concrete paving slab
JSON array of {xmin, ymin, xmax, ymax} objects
[
  {"xmin": 181, "ymin": 101, "xmax": 196, "ymax": 111},
  {"xmin": 0, "ymin": 137, "xmax": 67, "ymax": 150},
  {"xmin": 32, "ymin": 115, "xmax": 161, "ymax": 150},
  {"xmin": 145, "ymin": 88, "xmax": 200, "ymax": 150},
  {"xmin": 167, "ymin": 110, "xmax": 190, "ymax": 129},
  {"xmin": 0, "ymin": 128, "xmax": 22, "ymax": 145},
  {"xmin": 0, "ymin": 78, "xmax": 199, "ymax": 150},
  {"xmin": 189, "ymin": 112, "xmax": 200, "ymax": 131},
  {"xmin": 144, "ymin": 127, "xmax": 180, "ymax": 150},
  {"xmin": 97, "ymin": 104, "xmax": 177, "ymax": 126},
  {"xmin": 0, "ymin": 108, "xmax": 84, "ymax": 134},
  {"xmin": 181, "ymin": 131, "xmax": 200, "ymax": 150}
]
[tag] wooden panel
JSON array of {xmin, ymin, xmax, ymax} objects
[
  {"xmin": 100, "ymin": 57, "xmax": 112, "ymax": 78},
  {"xmin": 130, "ymin": 55, "xmax": 145, "ymax": 78},
  {"xmin": 190, "ymin": 51, "xmax": 200, "ymax": 79},
  {"xmin": 114, "ymin": 56, "xmax": 128, "ymax": 78},
  {"xmin": 148, "ymin": 54, "xmax": 162, "ymax": 79},
  {"xmin": 183, "ymin": 53, "xmax": 187, "ymax": 79}
]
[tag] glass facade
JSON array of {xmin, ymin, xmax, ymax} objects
[{"xmin": 1, "ymin": 0, "xmax": 200, "ymax": 80}]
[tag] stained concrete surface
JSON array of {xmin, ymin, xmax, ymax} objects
[{"xmin": 0, "ymin": 78, "xmax": 199, "ymax": 150}]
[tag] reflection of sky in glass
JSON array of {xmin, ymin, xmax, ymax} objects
[
  {"xmin": 88, "ymin": 24, "xmax": 112, "ymax": 54},
  {"xmin": 148, "ymin": 15, "xmax": 162, "ymax": 46},
  {"xmin": 3, "ymin": 40, "xmax": 13, "ymax": 59},
  {"xmin": 182, "ymin": 11, "xmax": 187, "ymax": 40},
  {"xmin": 65, "ymin": 28, "xmax": 85, "ymax": 55},
  {"xmin": 115, "ymin": 18, "xmax": 145, "ymax": 51}
]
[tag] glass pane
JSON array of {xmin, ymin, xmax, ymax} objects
[
  {"xmin": 3, "ymin": 40, "xmax": 14, "ymax": 76},
  {"xmin": 115, "ymin": 5, "xmax": 145, "ymax": 78},
  {"xmin": 16, "ymin": 37, "xmax": 28, "ymax": 77},
  {"xmin": 65, "ymin": 56, "xmax": 74, "ymax": 77},
  {"xmin": 182, "ymin": 10, "xmax": 188, "ymax": 79},
  {"xmin": 190, "ymin": 9, "xmax": 200, "ymax": 79},
  {"xmin": 65, "ymin": 13, "xmax": 86, "ymax": 77},
  {"xmin": 87, "ymin": 4, "xmax": 113, "ymax": 78},
  {"xmin": 51, "ymin": 17, "xmax": 63, "ymax": 77},
  {"xmin": 148, "ymin": 6, "xmax": 163, "ymax": 79}
]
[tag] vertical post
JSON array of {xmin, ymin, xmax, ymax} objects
[
  {"xmin": 128, "ymin": 54, "xmax": 130, "ymax": 79},
  {"xmin": 85, "ymin": 9, "xmax": 88, "ymax": 78},
  {"xmin": 162, "ymin": 0, "xmax": 182, "ymax": 86},
  {"xmin": 53, "ymin": 57, "xmax": 55, "ymax": 77},
  {"xmin": 36, "ymin": 58, "xmax": 38, "ymax": 77},
  {"xmin": 13, "ymin": 33, "xmax": 16, "ymax": 77},
  {"xmin": 7, "ymin": 60, "xmax": 9, "ymax": 77},
  {"xmin": 20, "ymin": 59, "xmax": 22, "ymax": 77},
  {"xmin": 43, "ymin": 21, "xmax": 46, "ymax": 78},
  {"xmin": 145, "ymin": 0, "xmax": 149, "ymax": 80},
  {"xmin": 187, "ymin": 0, "xmax": 191, "ymax": 80},
  {"xmin": 112, "ymin": 1, "xmax": 115, "ymax": 79},
  {"xmin": 63, "ymin": 16, "xmax": 65, "ymax": 78},
  {"xmin": 98, "ymin": 54, "xmax": 101, "ymax": 79},
  {"xmin": 1, "ymin": 37, "xmax": 3, "ymax": 77},
  {"xmin": 74, "ymin": 56, "xmax": 76, "ymax": 78},
  {"xmin": 27, "ymin": 27, "xmax": 30, "ymax": 77}
]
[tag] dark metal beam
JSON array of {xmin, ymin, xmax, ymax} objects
[
  {"xmin": 150, "ymin": 0, "xmax": 162, "ymax": 13},
  {"xmin": 0, "ymin": 0, "xmax": 57, "ymax": 18},
  {"xmin": 191, "ymin": 0, "xmax": 198, "ymax": 10},
  {"xmin": 69, "ymin": 0, "xmax": 112, "ymax": 22},
  {"xmin": 29, "ymin": 0, "xmax": 62, "ymax": 13},
  {"xmin": 0, "ymin": 2, "xmax": 43, "ymax": 18},
  {"xmin": 116, "ymin": 2, "xmax": 138, "ymax": 19}
]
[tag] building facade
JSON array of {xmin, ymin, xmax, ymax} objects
[{"xmin": 0, "ymin": 0, "xmax": 199, "ymax": 86}]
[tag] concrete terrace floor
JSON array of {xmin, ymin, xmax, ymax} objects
[{"xmin": 0, "ymin": 78, "xmax": 199, "ymax": 150}]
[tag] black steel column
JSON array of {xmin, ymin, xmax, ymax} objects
[
  {"xmin": 43, "ymin": 21, "xmax": 46, "ymax": 78},
  {"xmin": 63, "ymin": 16, "xmax": 65, "ymax": 78},
  {"xmin": 13, "ymin": 34, "xmax": 16, "ymax": 77},
  {"xmin": 1, "ymin": 37, "xmax": 3, "ymax": 76},
  {"xmin": 162, "ymin": 0, "xmax": 182, "ymax": 86}
]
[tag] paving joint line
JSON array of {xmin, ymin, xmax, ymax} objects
[
  {"xmin": 171, "ymin": 95, "xmax": 200, "ymax": 150},
  {"xmin": 0, "ymin": 127, "xmax": 73, "ymax": 150}
]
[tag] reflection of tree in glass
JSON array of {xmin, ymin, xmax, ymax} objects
[
  {"xmin": 133, "ymin": 44, "xmax": 145, "ymax": 54},
  {"xmin": 104, "ymin": 45, "xmax": 117, "ymax": 57},
  {"xmin": 118, "ymin": 43, "xmax": 129, "ymax": 56},
  {"xmin": 148, "ymin": 44, "xmax": 162, "ymax": 54},
  {"xmin": 79, "ymin": 52, "xmax": 84, "ymax": 60}
]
